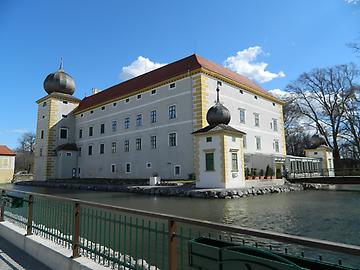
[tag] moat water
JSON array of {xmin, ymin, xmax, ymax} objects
[{"xmin": 1, "ymin": 184, "xmax": 360, "ymax": 267}]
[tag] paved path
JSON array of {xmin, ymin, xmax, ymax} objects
[{"xmin": 0, "ymin": 236, "xmax": 51, "ymax": 270}]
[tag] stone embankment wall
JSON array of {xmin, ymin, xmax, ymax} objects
[{"xmin": 16, "ymin": 181, "xmax": 305, "ymax": 199}]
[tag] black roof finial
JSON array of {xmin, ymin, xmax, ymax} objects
[
  {"xmin": 59, "ymin": 57, "xmax": 64, "ymax": 70},
  {"xmin": 216, "ymin": 81, "xmax": 222, "ymax": 103}
]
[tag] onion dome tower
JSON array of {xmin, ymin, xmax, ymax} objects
[
  {"xmin": 192, "ymin": 81, "xmax": 246, "ymax": 189},
  {"xmin": 206, "ymin": 82, "xmax": 231, "ymax": 126},
  {"xmin": 43, "ymin": 58, "xmax": 76, "ymax": 95}
]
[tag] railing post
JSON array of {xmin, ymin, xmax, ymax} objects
[
  {"xmin": 0, "ymin": 190, "xmax": 4, "ymax": 222},
  {"xmin": 72, "ymin": 202, "xmax": 81, "ymax": 258},
  {"xmin": 168, "ymin": 219, "xmax": 177, "ymax": 270},
  {"xmin": 26, "ymin": 194, "xmax": 33, "ymax": 235}
]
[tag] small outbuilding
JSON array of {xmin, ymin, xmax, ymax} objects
[{"xmin": 0, "ymin": 145, "xmax": 16, "ymax": 183}]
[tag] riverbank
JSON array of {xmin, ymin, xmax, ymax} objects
[{"xmin": 14, "ymin": 180, "xmax": 307, "ymax": 199}]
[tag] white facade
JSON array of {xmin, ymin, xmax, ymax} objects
[{"xmin": 34, "ymin": 55, "xmax": 286, "ymax": 181}]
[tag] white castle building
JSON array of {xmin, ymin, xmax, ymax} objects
[{"xmin": 34, "ymin": 54, "xmax": 333, "ymax": 185}]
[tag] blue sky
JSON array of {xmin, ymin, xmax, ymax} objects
[{"xmin": 0, "ymin": 0, "xmax": 359, "ymax": 149}]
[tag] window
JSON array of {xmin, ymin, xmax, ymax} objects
[
  {"xmin": 124, "ymin": 117, "xmax": 130, "ymax": 129},
  {"xmin": 42, "ymin": 102, "xmax": 47, "ymax": 107},
  {"xmin": 136, "ymin": 138, "xmax": 142, "ymax": 150},
  {"xmin": 79, "ymin": 129, "xmax": 83, "ymax": 139},
  {"xmin": 66, "ymin": 152, "xmax": 72, "ymax": 157},
  {"xmin": 273, "ymin": 102, "xmax": 276, "ymax": 106},
  {"xmin": 60, "ymin": 128, "xmax": 68, "ymax": 139},
  {"xmin": 90, "ymin": 110, "xmax": 94, "ymax": 114},
  {"xmin": 125, "ymin": 98, "xmax": 130, "ymax": 103},
  {"xmin": 314, "ymin": 152, "xmax": 318, "ymax": 155},
  {"xmin": 150, "ymin": 110, "xmax": 157, "ymax": 123},
  {"xmin": 136, "ymin": 114, "xmax": 142, "ymax": 126},
  {"xmin": 80, "ymin": 114, "xmax": 84, "ymax": 117},
  {"xmin": 124, "ymin": 140, "xmax": 129, "ymax": 152},
  {"xmin": 174, "ymin": 165, "xmax": 181, "ymax": 176},
  {"xmin": 232, "ymin": 137, "xmax": 236, "ymax": 142},
  {"xmin": 150, "ymin": 136, "xmax": 157, "ymax": 149},
  {"xmin": 88, "ymin": 145, "xmax": 93, "ymax": 156},
  {"xmin": 169, "ymin": 82, "xmax": 176, "ymax": 89},
  {"xmin": 41, "ymin": 130, "xmax": 44, "ymax": 139},
  {"xmin": 239, "ymin": 89, "xmax": 243, "ymax": 94},
  {"xmin": 101, "ymin": 106, "xmax": 105, "ymax": 111},
  {"xmin": 111, "ymin": 142, "xmax": 117, "ymax": 153},
  {"xmin": 231, "ymin": 153, "xmax": 238, "ymax": 171},
  {"xmin": 206, "ymin": 137, "xmax": 212, "ymax": 142},
  {"xmin": 125, "ymin": 163, "xmax": 131, "ymax": 173},
  {"xmin": 100, "ymin": 143, "xmax": 105, "ymax": 154},
  {"xmin": 243, "ymin": 135, "xmax": 247, "ymax": 148},
  {"xmin": 100, "ymin": 123, "xmax": 105, "ymax": 134},
  {"xmin": 272, "ymin": 119, "xmax": 278, "ymax": 132},
  {"xmin": 146, "ymin": 162, "xmax": 152, "ymax": 169},
  {"xmin": 39, "ymin": 148, "xmax": 43, "ymax": 157},
  {"xmin": 254, "ymin": 113, "xmax": 260, "ymax": 127},
  {"xmin": 111, "ymin": 164, "xmax": 116, "ymax": 173},
  {"xmin": 256, "ymin": 136, "xmax": 261, "ymax": 150},
  {"xmin": 254, "ymin": 95, "xmax": 258, "ymax": 99},
  {"xmin": 205, "ymin": 153, "xmax": 214, "ymax": 171},
  {"xmin": 78, "ymin": 147, "xmax": 82, "ymax": 157},
  {"xmin": 169, "ymin": 105, "xmax": 176, "ymax": 119},
  {"xmin": 42, "ymin": 115, "xmax": 45, "ymax": 119},
  {"xmin": 137, "ymin": 94, "xmax": 142, "ymax": 99},
  {"xmin": 78, "ymin": 167, "xmax": 81, "ymax": 175},
  {"xmin": 63, "ymin": 101, "xmax": 68, "ymax": 104},
  {"xmin": 62, "ymin": 114, "xmax": 67, "ymax": 118},
  {"xmin": 169, "ymin": 132, "xmax": 177, "ymax": 147},
  {"xmin": 239, "ymin": 108, "xmax": 246, "ymax": 124},
  {"xmin": 113, "ymin": 102, "xmax": 117, "ymax": 107},
  {"xmin": 112, "ymin": 120, "xmax": 117, "ymax": 132},
  {"xmin": 151, "ymin": 89, "xmax": 157, "ymax": 95},
  {"xmin": 89, "ymin": 126, "xmax": 93, "ymax": 136},
  {"xmin": 274, "ymin": 140, "xmax": 279, "ymax": 152}
]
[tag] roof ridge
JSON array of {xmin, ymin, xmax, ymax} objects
[{"xmin": 74, "ymin": 54, "xmax": 283, "ymax": 114}]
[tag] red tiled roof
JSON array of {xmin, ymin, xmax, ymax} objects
[
  {"xmin": 0, "ymin": 145, "xmax": 16, "ymax": 156},
  {"xmin": 75, "ymin": 54, "xmax": 282, "ymax": 113}
]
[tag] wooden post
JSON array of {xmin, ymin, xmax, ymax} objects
[
  {"xmin": 0, "ymin": 190, "xmax": 5, "ymax": 222},
  {"xmin": 72, "ymin": 202, "xmax": 81, "ymax": 258},
  {"xmin": 168, "ymin": 219, "xmax": 177, "ymax": 270},
  {"xmin": 26, "ymin": 194, "xmax": 33, "ymax": 235}
]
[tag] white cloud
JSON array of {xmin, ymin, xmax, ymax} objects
[
  {"xmin": 224, "ymin": 46, "xmax": 285, "ymax": 83},
  {"xmin": 269, "ymin": 88, "xmax": 290, "ymax": 98},
  {"xmin": 0, "ymin": 129, "xmax": 28, "ymax": 135},
  {"xmin": 345, "ymin": 0, "xmax": 359, "ymax": 4},
  {"xmin": 119, "ymin": 56, "xmax": 166, "ymax": 81}
]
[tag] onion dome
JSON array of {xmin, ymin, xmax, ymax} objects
[
  {"xmin": 206, "ymin": 82, "xmax": 231, "ymax": 126},
  {"xmin": 310, "ymin": 134, "xmax": 327, "ymax": 148},
  {"xmin": 43, "ymin": 59, "xmax": 75, "ymax": 95}
]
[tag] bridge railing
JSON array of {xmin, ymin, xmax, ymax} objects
[{"xmin": 0, "ymin": 189, "xmax": 360, "ymax": 269}]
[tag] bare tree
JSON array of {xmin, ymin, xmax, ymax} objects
[
  {"xmin": 282, "ymin": 95, "xmax": 312, "ymax": 156},
  {"xmin": 15, "ymin": 132, "xmax": 36, "ymax": 173},
  {"xmin": 348, "ymin": 42, "xmax": 360, "ymax": 56},
  {"xmin": 342, "ymin": 87, "xmax": 360, "ymax": 158},
  {"xmin": 286, "ymin": 63, "xmax": 360, "ymax": 167}
]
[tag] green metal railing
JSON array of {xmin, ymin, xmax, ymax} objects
[{"xmin": 0, "ymin": 189, "xmax": 360, "ymax": 269}]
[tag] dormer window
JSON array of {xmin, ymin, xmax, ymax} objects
[{"xmin": 169, "ymin": 82, "xmax": 176, "ymax": 89}]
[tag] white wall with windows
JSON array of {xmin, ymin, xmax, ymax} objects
[{"xmin": 75, "ymin": 77, "xmax": 194, "ymax": 179}]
